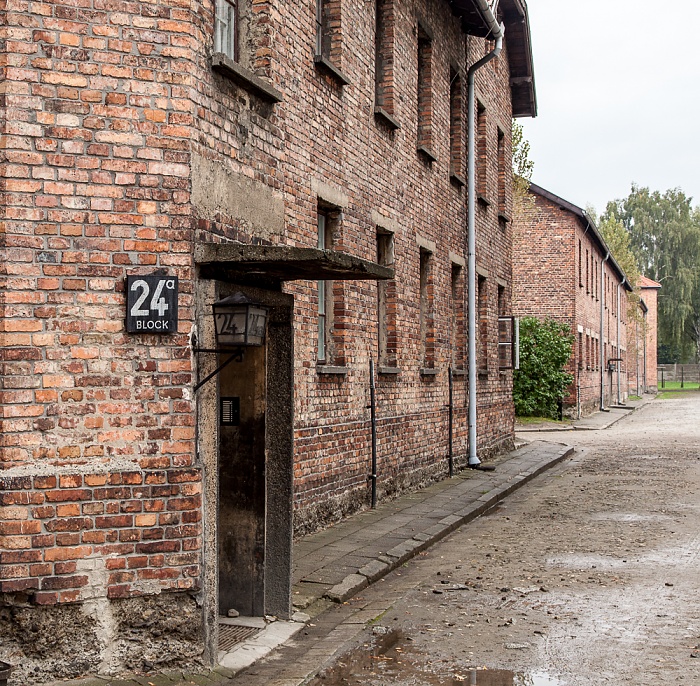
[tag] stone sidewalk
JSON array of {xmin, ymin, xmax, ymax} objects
[
  {"xmin": 41, "ymin": 438, "xmax": 575, "ymax": 686},
  {"xmin": 515, "ymin": 394, "xmax": 652, "ymax": 433}
]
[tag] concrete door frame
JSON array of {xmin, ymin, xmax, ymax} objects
[{"xmin": 196, "ymin": 280, "xmax": 294, "ymax": 665}]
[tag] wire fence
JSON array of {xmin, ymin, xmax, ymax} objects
[{"xmin": 658, "ymin": 365, "xmax": 700, "ymax": 389}]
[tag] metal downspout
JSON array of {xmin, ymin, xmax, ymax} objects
[
  {"xmin": 467, "ymin": 16, "xmax": 504, "ymax": 467},
  {"xmin": 600, "ymin": 252, "xmax": 610, "ymax": 411}
]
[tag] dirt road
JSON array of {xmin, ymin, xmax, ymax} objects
[{"xmin": 307, "ymin": 394, "xmax": 700, "ymax": 685}]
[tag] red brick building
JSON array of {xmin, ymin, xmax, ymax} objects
[
  {"xmin": 627, "ymin": 276, "xmax": 661, "ymax": 394},
  {"xmin": 513, "ymin": 184, "xmax": 632, "ymax": 416},
  {"xmin": 0, "ymin": 0, "xmax": 535, "ymax": 679}
]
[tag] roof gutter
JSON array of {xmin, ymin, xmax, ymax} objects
[{"xmin": 467, "ymin": 4, "xmax": 504, "ymax": 468}]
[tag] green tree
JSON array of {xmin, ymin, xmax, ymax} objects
[
  {"xmin": 513, "ymin": 317, "xmax": 574, "ymax": 419},
  {"xmin": 512, "ymin": 120, "xmax": 533, "ymax": 207},
  {"xmin": 602, "ymin": 186, "xmax": 700, "ymax": 361}
]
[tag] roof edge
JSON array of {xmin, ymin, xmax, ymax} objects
[{"xmin": 528, "ymin": 182, "xmax": 632, "ymax": 291}]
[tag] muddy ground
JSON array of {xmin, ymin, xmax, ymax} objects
[{"xmin": 308, "ymin": 394, "xmax": 700, "ymax": 685}]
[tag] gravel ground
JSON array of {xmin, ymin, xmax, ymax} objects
[{"xmin": 309, "ymin": 394, "xmax": 700, "ymax": 685}]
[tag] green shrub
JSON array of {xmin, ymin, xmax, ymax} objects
[{"xmin": 514, "ymin": 317, "xmax": 574, "ymax": 419}]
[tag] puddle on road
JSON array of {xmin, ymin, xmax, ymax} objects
[{"xmin": 308, "ymin": 629, "xmax": 563, "ymax": 685}]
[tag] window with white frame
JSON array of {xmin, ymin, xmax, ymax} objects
[{"xmin": 215, "ymin": 0, "xmax": 238, "ymax": 61}]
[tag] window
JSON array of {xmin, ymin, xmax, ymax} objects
[
  {"xmin": 317, "ymin": 210, "xmax": 329, "ymax": 362},
  {"xmin": 374, "ymin": 0, "xmax": 397, "ymax": 126},
  {"xmin": 578, "ymin": 240, "xmax": 583, "ymax": 287},
  {"xmin": 215, "ymin": 0, "xmax": 239, "ymax": 61},
  {"xmin": 478, "ymin": 275, "xmax": 488, "ymax": 373},
  {"xmin": 377, "ymin": 230, "xmax": 397, "ymax": 367},
  {"xmin": 585, "ymin": 249, "xmax": 589, "ymax": 294},
  {"xmin": 595, "ymin": 259, "xmax": 599, "ymax": 301},
  {"xmin": 497, "ymin": 285, "xmax": 515, "ymax": 370},
  {"xmin": 476, "ymin": 101, "xmax": 487, "ymax": 199},
  {"xmin": 586, "ymin": 334, "xmax": 590, "ymax": 370},
  {"xmin": 497, "ymin": 127, "xmax": 506, "ymax": 215},
  {"xmin": 419, "ymin": 248, "xmax": 434, "ymax": 368},
  {"xmin": 416, "ymin": 24, "xmax": 434, "ymax": 159},
  {"xmin": 451, "ymin": 263, "xmax": 465, "ymax": 369},
  {"xmin": 315, "ymin": 0, "xmax": 348, "ymax": 83},
  {"xmin": 449, "ymin": 67, "xmax": 463, "ymax": 182},
  {"xmin": 578, "ymin": 332, "xmax": 583, "ymax": 369}
]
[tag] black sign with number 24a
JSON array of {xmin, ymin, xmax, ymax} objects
[{"xmin": 126, "ymin": 274, "xmax": 179, "ymax": 334}]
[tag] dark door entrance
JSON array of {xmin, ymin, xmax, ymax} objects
[{"xmin": 218, "ymin": 345, "xmax": 266, "ymax": 617}]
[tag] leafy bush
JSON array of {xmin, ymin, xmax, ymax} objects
[{"xmin": 514, "ymin": 317, "xmax": 574, "ymax": 419}]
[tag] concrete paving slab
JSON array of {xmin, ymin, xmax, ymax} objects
[{"xmin": 324, "ymin": 573, "xmax": 369, "ymax": 602}]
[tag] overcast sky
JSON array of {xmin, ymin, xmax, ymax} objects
[{"xmin": 519, "ymin": 0, "xmax": 700, "ymax": 216}]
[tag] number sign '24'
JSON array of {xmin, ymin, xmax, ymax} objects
[{"xmin": 126, "ymin": 275, "xmax": 179, "ymax": 333}]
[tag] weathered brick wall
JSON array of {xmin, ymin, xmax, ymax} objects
[
  {"xmin": 184, "ymin": 0, "xmax": 517, "ymax": 532},
  {"xmin": 513, "ymin": 190, "xmax": 629, "ymax": 416},
  {"xmin": 1, "ymin": 0, "xmax": 521, "ymax": 676},
  {"xmin": 0, "ymin": 1, "xmax": 203, "ymax": 676}
]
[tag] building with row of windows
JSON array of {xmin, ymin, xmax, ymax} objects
[
  {"xmin": 513, "ymin": 183, "xmax": 659, "ymax": 417},
  {"xmin": 0, "ymin": 0, "xmax": 536, "ymax": 679}
]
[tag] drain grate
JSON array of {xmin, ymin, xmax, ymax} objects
[{"xmin": 219, "ymin": 623, "xmax": 261, "ymax": 652}]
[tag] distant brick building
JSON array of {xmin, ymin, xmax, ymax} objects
[
  {"xmin": 513, "ymin": 184, "xmax": 632, "ymax": 416},
  {"xmin": 0, "ymin": 0, "xmax": 535, "ymax": 680},
  {"xmin": 627, "ymin": 276, "xmax": 661, "ymax": 394}
]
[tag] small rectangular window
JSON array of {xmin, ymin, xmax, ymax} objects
[
  {"xmin": 317, "ymin": 211, "xmax": 328, "ymax": 362},
  {"xmin": 215, "ymin": 0, "xmax": 239, "ymax": 61},
  {"xmin": 478, "ymin": 275, "xmax": 488, "ymax": 373},
  {"xmin": 498, "ymin": 317, "xmax": 516, "ymax": 370},
  {"xmin": 417, "ymin": 25, "xmax": 433, "ymax": 154},
  {"xmin": 449, "ymin": 68, "xmax": 463, "ymax": 179},
  {"xmin": 375, "ymin": 0, "xmax": 396, "ymax": 116},
  {"xmin": 316, "ymin": 0, "xmax": 343, "ymax": 72},
  {"xmin": 451, "ymin": 264, "xmax": 465, "ymax": 369},
  {"xmin": 377, "ymin": 230, "xmax": 397, "ymax": 367},
  {"xmin": 578, "ymin": 332, "xmax": 583, "ymax": 369},
  {"xmin": 419, "ymin": 248, "xmax": 434, "ymax": 368},
  {"xmin": 497, "ymin": 127, "xmax": 506, "ymax": 213},
  {"xmin": 578, "ymin": 240, "xmax": 583, "ymax": 287},
  {"xmin": 476, "ymin": 102, "xmax": 487, "ymax": 198}
]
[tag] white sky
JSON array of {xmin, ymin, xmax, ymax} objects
[{"xmin": 519, "ymin": 0, "xmax": 700, "ymax": 216}]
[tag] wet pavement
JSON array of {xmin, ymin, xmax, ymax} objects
[{"xmin": 307, "ymin": 628, "xmax": 564, "ymax": 685}]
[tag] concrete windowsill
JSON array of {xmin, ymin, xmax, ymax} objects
[
  {"xmin": 477, "ymin": 193, "xmax": 491, "ymax": 208},
  {"xmin": 378, "ymin": 366, "xmax": 400, "ymax": 375},
  {"xmin": 451, "ymin": 369, "xmax": 466, "ymax": 376},
  {"xmin": 317, "ymin": 365, "xmax": 348, "ymax": 375},
  {"xmin": 450, "ymin": 172, "xmax": 466, "ymax": 188},
  {"xmin": 420, "ymin": 367, "xmax": 439, "ymax": 376},
  {"xmin": 212, "ymin": 53, "xmax": 283, "ymax": 103},
  {"xmin": 417, "ymin": 145, "xmax": 438, "ymax": 163},
  {"xmin": 314, "ymin": 55, "xmax": 351, "ymax": 86},
  {"xmin": 374, "ymin": 106, "xmax": 401, "ymax": 130}
]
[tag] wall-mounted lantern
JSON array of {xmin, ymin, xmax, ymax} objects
[
  {"xmin": 194, "ymin": 292, "xmax": 269, "ymax": 392},
  {"xmin": 213, "ymin": 293, "xmax": 268, "ymax": 348}
]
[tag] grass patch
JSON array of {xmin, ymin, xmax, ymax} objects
[
  {"xmin": 658, "ymin": 391, "xmax": 694, "ymax": 399},
  {"xmin": 659, "ymin": 381, "xmax": 700, "ymax": 390},
  {"xmin": 628, "ymin": 395, "xmax": 642, "ymax": 401},
  {"xmin": 516, "ymin": 416, "xmax": 569, "ymax": 425}
]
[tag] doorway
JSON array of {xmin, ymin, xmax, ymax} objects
[{"xmin": 218, "ymin": 345, "xmax": 266, "ymax": 617}]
